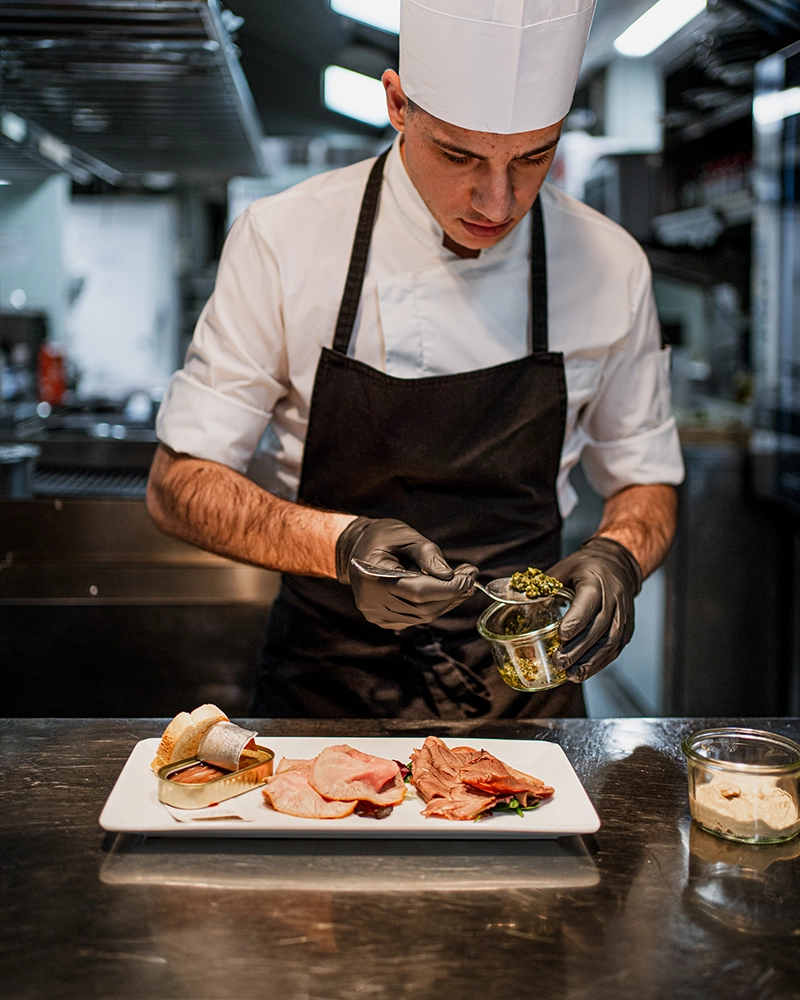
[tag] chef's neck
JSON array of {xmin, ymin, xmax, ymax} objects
[
  {"xmin": 398, "ymin": 136, "xmax": 481, "ymax": 260},
  {"xmin": 442, "ymin": 231, "xmax": 480, "ymax": 259}
]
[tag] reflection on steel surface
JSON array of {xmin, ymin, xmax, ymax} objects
[{"xmin": 101, "ymin": 832, "xmax": 599, "ymax": 892}]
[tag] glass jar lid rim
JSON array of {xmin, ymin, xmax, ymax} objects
[
  {"xmin": 681, "ymin": 726, "xmax": 800, "ymax": 772},
  {"xmin": 477, "ymin": 588, "xmax": 574, "ymax": 641}
]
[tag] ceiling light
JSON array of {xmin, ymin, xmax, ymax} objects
[
  {"xmin": 753, "ymin": 87, "xmax": 800, "ymax": 127},
  {"xmin": 330, "ymin": 0, "xmax": 400, "ymax": 34},
  {"xmin": 323, "ymin": 65, "xmax": 390, "ymax": 128},
  {"xmin": 72, "ymin": 108, "xmax": 110, "ymax": 133},
  {"xmin": 38, "ymin": 133, "xmax": 71, "ymax": 167},
  {"xmin": 220, "ymin": 9, "xmax": 245, "ymax": 33},
  {"xmin": 143, "ymin": 171, "xmax": 177, "ymax": 190},
  {"xmin": 614, "ymin": 0, "xmax": 706, "ymax": 58},
  {"xmin": 0, "ymin": 179, "xmax": 10, "ymax": 186},
  {"xmin": 1, "ymin": 111, "xmax": 27, "ymax": 144}
]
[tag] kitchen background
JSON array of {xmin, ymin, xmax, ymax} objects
[{"xmin": 1, "ymin": 0, "xmax": 799, "ymax": 720}]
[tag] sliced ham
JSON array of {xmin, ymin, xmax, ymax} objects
[
  {"xmin": 275, "ymin": 757, "xmax": 316, "ymax": 774},
  {"xmin": 262, "ymin": 766, "xmax": 357, "ymax": 819},
  {"xmin": 308, "ymin": 745, "xmax": 405, "ymax": 806}
]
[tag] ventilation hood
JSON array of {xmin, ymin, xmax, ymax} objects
[{"xmin": 0, "ymin": 1, "xmax": 266, "ymax": 183}]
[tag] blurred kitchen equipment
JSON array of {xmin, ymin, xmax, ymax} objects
[
  {"xmin": 0, "ymin": 312, "xmax": 47, "ymax": 402},
  {"xmin": 37, "ymin": 343, "xmax": 67, "ymax": 406},
  {"xmin": 0, "ymin": 443, "xmax": 41, "ymax": 498}
]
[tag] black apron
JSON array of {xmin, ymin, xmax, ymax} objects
[{"xmin": 253, "ymin": 149, "xmax": 585, "ymax": 720}]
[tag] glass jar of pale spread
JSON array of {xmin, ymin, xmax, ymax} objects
[{"xmin": 682, "ymin": 728, "xmax": 800, "ymax": 844}]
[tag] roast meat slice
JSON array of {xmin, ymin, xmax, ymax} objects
[
  {"xmin": 458, "ymin": 750, "xmax": 555, "ymax": 803},
  {"xmin": 410, "ymin": 735, "xmax": 554, "ymax": 819},
  {"xmin": 308, "ymin": 745, "xmax": 405, "ymax": 806},
  {"xmin": 409, "ymin": 735, "xmax": 482, "ymax": 802},
  {"xmin": 262, "ymin": 766, "xmax": 357, "ymax": 819},
  {"xmin": 421, "ymin": 784, "xmax": 498, "ymax": 821}
]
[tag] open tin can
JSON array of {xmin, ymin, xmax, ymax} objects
[
  {"xmin": 477, "ymin": 589, "xmax": 574, "ymax": 693},
  {"xmin": 157, "ymin": 744, "xmax": 275, "ymax": 809}
]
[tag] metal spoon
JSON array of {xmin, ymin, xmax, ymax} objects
[{"xmin": 350, "ymin": 558, "xmax": 550, "ymax": 605}]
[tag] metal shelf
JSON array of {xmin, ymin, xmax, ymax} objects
[{"xmin": 0, "ymin": 1, "xmax": 266, "ymax": 182}]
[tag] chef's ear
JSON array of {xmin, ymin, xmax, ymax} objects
[{"xmin": 383, "ymin": 70, "xmax": 410, "ymax": 134}]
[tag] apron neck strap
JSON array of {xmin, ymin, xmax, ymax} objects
[
  {"xmin": 332, "ymin": 146, "xmax": 549, "ymax": 355},
  {"xmin": 529, "ymin": 195, "xmax": 548, "ymax": 353},
  {"xmin": 332, "ymin": 147, "xmax": 390, "ymax": 354}
]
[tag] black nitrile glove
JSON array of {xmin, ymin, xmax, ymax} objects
[
  {"xmin": 336, "ymin": 516, "xmax": 478, "ymax": 630},
  {"xmin": 547, "ymin": 536, "xmax": 643, "ymax": 683}
]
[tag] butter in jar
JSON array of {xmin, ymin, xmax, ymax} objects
[{"xmin": 682, "ymin": 728, "xmax": 800, "ymax": 844}]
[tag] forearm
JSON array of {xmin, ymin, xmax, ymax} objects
[
  {"xmin": 146, "ymin": 444, "xmax": 355, "ymax": 578},
  {"xmin": 594, "ymin": 483, "xmax": 678, "ymax": 579}
]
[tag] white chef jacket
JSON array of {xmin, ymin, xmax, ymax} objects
[{"xmin": 157, "ymin": 137, "xmax": 684, "ymax": 517}]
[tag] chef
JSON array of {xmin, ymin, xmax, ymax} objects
[{"xmin": 148, "ymin": 0, "xmax": 684, "ymax": 720}]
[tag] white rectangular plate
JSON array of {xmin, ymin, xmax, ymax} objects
[{"xmin": 99, "ymin": 736, "xmax": 600, "ymax": 839}]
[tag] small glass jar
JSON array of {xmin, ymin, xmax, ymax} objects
[
  {"xmin": 477, "ymin": 589, "xmax": 574, "ymax": 693},
  {"xmin": 682, "ymin": 727, "xmax": 800, "ymax": 844}
]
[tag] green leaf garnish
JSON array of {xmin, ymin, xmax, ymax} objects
[{"xmin": 490, "ymin": 797, "xmax": 541, "ymax": 818}]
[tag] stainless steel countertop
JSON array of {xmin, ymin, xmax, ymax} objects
[{"xmin": 2, "ymin": 717, "xmax": 800, "ymax": 1000}]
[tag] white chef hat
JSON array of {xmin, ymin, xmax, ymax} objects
[{"xmin": 399, "ymin": 0, "xmax": 596, "ymax": 134}]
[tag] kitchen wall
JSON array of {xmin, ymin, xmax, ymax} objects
[
  {"xmin": 0, "ymin": 174, "xmax": 69, "ymax": 342},
  {"xmin": 63, "ymin": 196, "xmax": 180, "ymax": 400}
]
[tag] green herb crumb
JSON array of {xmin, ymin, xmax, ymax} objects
[{"xmin": 509, "ymin": 566, "xmax": 563, "ymax": 599}]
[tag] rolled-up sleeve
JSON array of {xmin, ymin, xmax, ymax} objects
[
  {"xmin": 579, "ymin": 256, "xmax": 685, "ymax": 498},
  {"xmin": 156, "ymin": 206, "xmax": 288, "ymax": 472}
]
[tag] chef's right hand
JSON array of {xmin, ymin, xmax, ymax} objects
[{"xmin": 335, "ymin": 516, "xmax": 478, "ymax": 629}]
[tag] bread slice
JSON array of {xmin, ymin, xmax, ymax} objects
[{"xmin": 150, "ymin": 703, "xmax": 229, "ymax": 772}]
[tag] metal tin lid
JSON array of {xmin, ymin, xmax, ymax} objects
[{"xmin": 198, "ymin": 721, "xmax": 259, "ymax": 770}]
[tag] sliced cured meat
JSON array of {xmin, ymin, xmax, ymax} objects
[
  {"xmin": 354, "ymin": 801, "xmax": 394, "ymax": 820},
  {"xmin": 309, "ymin": 745, "xmax": 405, "ymax": 806},
  {"xmin": 409, "ymin": 736, "xmax": 482, "ymax": 802},
  {"xmin": 275, "ymin": 757, "xmax": 317, "ymax": 774},
  {"xmin": 263, "ymin": 738, "xmax": 552, "ymax": 822},
  {"xmin": 421, "ymin": 784, "xmax": 498, "ymax": 821},
  {"xmin": 262, "ymin": 767, "xmax": 357, "ymax": 819},
  {"xmin": 458, "ymin": 751, "xmax": 554, "ymax": 804},
  {"xmin": 410, "ymin": 735, "xmax": 554, "ymax": 820}
]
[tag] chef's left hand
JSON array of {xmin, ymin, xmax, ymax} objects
[{"xmin": 547, "ymin": 536, "xmax": 642, "ymax": 682}]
